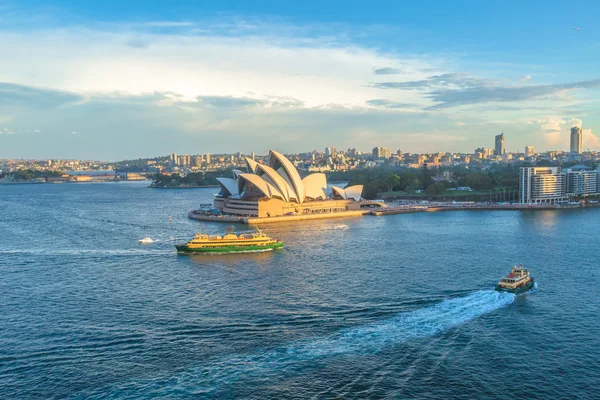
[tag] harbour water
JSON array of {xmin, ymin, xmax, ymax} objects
[{"xmin": 1, "ymin": 182, "xmax": 599, "ymax": 399}]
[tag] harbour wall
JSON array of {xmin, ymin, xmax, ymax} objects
[{"xmin": 188, "ymin": 202, "xmax": 599, "ymax": 224}]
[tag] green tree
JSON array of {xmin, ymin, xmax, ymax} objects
[{"xmin": 383, "ymin": 173, "xmax": 401, "ymax": 192}]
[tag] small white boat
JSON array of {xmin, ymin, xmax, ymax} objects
[{"xmin": 138, "ymin": 237, "xmax": 155, "ymax": 244}]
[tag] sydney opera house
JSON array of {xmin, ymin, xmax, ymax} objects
[{"xmin": 211, "ymin": 150, "xmax": 366, "ymax": 219}]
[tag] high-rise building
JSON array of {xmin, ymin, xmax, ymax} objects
[
  {"xmin": 525, "ymin": 146, "xmax": 535, "ymax": 157},
  {"xmin": 494, "ymin": 133, "xmax": 505, "ymax": 155},
  {"xmin": 170, "ymin": 153, "xmax": 178, "ymax": 165},
  {"xmin": 194, "ymin": 156, "xmax": 203, "ymax": 167},
  {"xmin": 250, "ymin": 152, "xmax": 255, "ymax": 160},
  {"xmin": 565, "ymin": 168, "xmax": 599, "ymax": 196},
  {"xmin": 372, "ymin": 147, "xmax": 391, "ymax": 160},
  {"xmin": 205, "ymin": 153, "xmax": 211, "ymax": 165},
  {"xmin": 475, "ymin": 148, "xmax": 494, "ymax": 159},
  {"xmin": 331, "ymin": 147, "xmax": 337, "ymax": 158},
  {"xmin": 519, "ymin": 167, "xmax": 567, "ymax": 204},
  {"xmin": 570, "ymin": 127, "xmax": 583, "ymax": 154}
]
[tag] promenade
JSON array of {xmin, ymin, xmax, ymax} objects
[
  {"xmin": 188, "ymin": 200, "xmax": 597, "ymax": 224},
  {"xmin": 369, "ymin": 202, "xmax": 584, "ymax": 216}
]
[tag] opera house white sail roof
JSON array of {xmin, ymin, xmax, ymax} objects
[{"xmin": 216, "ymin": 150, "xmax": 363, "ymax": 203}]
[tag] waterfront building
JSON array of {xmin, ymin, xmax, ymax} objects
[
  {"xmin": 570, "ymin": 127, "xmax": 583, "ymax": 154},
  {"xmin": 519, "ymin": 167, "xmax": 567, "ymax": 204},
  {"xmin": 494, "ymin": 133, "xmax": 505, "ymax": 155},
  {"xmin": 564, "ymin": 167, "xmax": 600, "ymax": 196},
  {"xmin": 213, "ymin": 150, "xmax": 365, "ymax": 218},
  {"xmin": 525, "ymin": 146, "xmax": 535, "ymax": 157}
]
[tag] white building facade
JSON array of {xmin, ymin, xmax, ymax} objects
[{"xmin": 519, "ymin": 167, "xmax": 567, "ymax": 204}]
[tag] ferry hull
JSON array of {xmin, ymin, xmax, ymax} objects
[
  {"xmin": 495, "ymin": 279, "xmax": 534, "ymax": 294},
  {"xmin": 176, "ymin": 241, "xmax": 283, "ymax": 254}
]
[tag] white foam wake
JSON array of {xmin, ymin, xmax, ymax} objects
[{"xmin": 81, "ymin": 290, "xmax": 514, "ymax": 398}]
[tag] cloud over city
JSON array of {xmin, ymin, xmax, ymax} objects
[
  {"xmin": 0, "ymin": 12, "xmax": 599, "ymax": 158},
  {"xmin": 373, "ymin": 74, "xmax": 600, "ymax": 109}
]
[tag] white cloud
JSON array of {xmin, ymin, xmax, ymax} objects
[
  {"xmin": 0, "ymin": 19, "xmax": 599, "ymax": 158},
  {"xmin": 71, "ymin": 131, "xmax": 78, "ymax": 135},
  {"xmin": 532, "ymin": 117, "xmax": 600, "ymax": 150},
  {"xmin": 0, "ymin": 27, "xmax": 437, "ymax": 109},
  {"xmin": 1, "ymin": 127, "xmax": 14, "ymax": 135},
  {"xmin": 582, "ymin": 128, "xmax": 600, "ymax": 150},
  {"xmin": 518, "ymin": 75, "xmax": 532, "ymax": 82}
]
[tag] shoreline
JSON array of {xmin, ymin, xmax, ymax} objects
[
  {"xmin": 149, "ymin": 184, "xmax": 220, "ymax": 189},
  {"xmin": 188, "ymin": 201, "xmax": 599, "ymax": 224}
]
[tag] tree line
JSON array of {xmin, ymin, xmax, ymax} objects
[{"xmin": 343, "ymin": 165, "xmax": 521, "ymax": 199}]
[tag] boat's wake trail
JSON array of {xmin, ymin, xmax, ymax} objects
[{"xmin": 79, "ymin": 290, "xmax": 514, "ymax": 399}]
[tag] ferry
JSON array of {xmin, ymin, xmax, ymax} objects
[
  {"xmin": 495, "ymin": 265, "xmax": 535, "ymax": 294},
  {"xmin": 175, "ymin": 227, "xmax": 283, "ymax": 254}
]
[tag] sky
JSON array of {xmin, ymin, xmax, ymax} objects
[{"xmin": 1, "ymin": 0, "xmax": 599, "ymax": 160}]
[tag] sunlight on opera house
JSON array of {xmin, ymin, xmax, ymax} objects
[{"xmin": 198, "ymin": 150, "xmax": 374, "ymax": 222}]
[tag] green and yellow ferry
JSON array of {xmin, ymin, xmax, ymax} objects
[
  {"xmin": 495, "ymin": 264, "xmax": 535, "ymax": 294},
  {"xmin": 175, "ymin": 228, "xmax": 283, "ymax": 254}
]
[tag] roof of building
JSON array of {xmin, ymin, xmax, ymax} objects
[{"xmin": 216, "ymin": 150, "xmax": 363, "ymax": 203}]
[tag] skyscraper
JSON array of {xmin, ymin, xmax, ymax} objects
[
  {"xmin": 525, "ymin": 146, "xmax": 535, "ymax": 157},
  {"xmin": 205, "ymin": 153, "xmax": 211, "ymax": 165},
  {"xmin": 570, "ymin": 126, "xmax": 583, "ymax": 154},
  {"xmin": 494, "ymin": 133, "xmax": 505, "ymax": 155}
]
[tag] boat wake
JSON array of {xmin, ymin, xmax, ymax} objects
[
  {"xmin": 79, "ymin": 290, "xmax": 514, "ymax": 398},
  {"xmin": 0, "ymin": 249, "xmax": 171, "ymax": 256}
]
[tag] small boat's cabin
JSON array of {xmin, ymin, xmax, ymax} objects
[{"xmin": 498, "ymin": 264, "xmax": 530, "ymax": 289}]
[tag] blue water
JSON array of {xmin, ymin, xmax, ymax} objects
[{"xmin": 1, "ymin": 182, "xmax": 599, "ymax": 399}]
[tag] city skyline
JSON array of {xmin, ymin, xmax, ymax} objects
[
  {"xmin": 1, "ymin": 131, "xmax": 597, "ymax": 164},
  {"xmin": 1, "ymin": 1, "xmax": 600, "ymax": 159}
]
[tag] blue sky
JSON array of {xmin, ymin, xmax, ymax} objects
[{"xmin": 1, "ymin": 0, "xmax": 599, "ymax": 159}]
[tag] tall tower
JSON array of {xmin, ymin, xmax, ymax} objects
[
  {"xmin": 494, "ymin": 133, "xmax": 505, "ymax": 156},
  {"xmin": 570, "ymin": 127, "xmax": 583, "ymax": 154}
]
